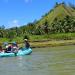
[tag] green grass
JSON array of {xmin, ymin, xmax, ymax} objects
[
  {"xmin": 36, "ymin": 4, "xmax": 75, "ymax": 27},
  {"xmin": 1, "ymin": 33, "xmax": 75, "ymax": 48},
  {"xmin": 29, "ymin": 33, "xmax": 75, "ymax": 41},
  {"xmin": 0, "ymin": 38, "xmax": 9, "ymax": 45},
  {"xmin": 12, "ymin": 37, "xmax": 23, "ymax": 43},
  {"xmin": 1, "ymin": 33, "xmax": 75, "ymax": 44}
]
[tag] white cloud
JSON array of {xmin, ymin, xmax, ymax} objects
[
  {"xmin": 24, "ymin": 0, "xmax": 32, "ymax": 3},
  {"xmin": 7, "ymin": 20, "xmax": 19, "ymax": 28}
]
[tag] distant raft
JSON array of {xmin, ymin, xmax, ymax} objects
[{"xmin": 0, "ymin": 48, "xmax": 32, "ymax": 57}]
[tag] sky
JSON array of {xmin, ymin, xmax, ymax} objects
[{"xmin": 0, "ymin": 0, "xmax": 75, "ymax": 28}]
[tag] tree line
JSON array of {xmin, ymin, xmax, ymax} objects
[{"xmin": 0, "ymin": 15, "xmax": 75, "ymax": 37}]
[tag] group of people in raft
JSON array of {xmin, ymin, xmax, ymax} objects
[{"xmin": 0, "ymin": 39, "xmax": 30, "ymax": 53}]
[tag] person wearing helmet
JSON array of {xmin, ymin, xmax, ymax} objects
[
  {"xmin": 12, "ymin": 42, "xmax": 18, "ymax": 53},
  {"xmin": 24, "ymin": 39, "xmax": 30, "ymax": 49},
  {"xmin": 3, "ymin": 42, "xmax": 8, "ymax": 49},
  {"xmin": 3, "ymin": 42, "xmax": 11, "ymax": 53},
  {"xmin": 5, "ymin": 44, "xmax": 12, "ymax": 53}
]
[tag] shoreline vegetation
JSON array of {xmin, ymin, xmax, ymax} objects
[
  {"xmin": 1, "ymin": 33, "xmax": 75, "ymax": 48},
  {"xmin": 30, "ymin": 40, "xmax": 75, "ymax": 48}
]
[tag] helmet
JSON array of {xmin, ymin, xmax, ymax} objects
[
  {"xmin": 3, "ymin": 42, "xmax": 8, "ymax": 46},
  {"xmin": 12, "ymin": 42, "xmax": 17, "ymax": 45},
  {"xmin": 24, "ymin": 39, "xmax": 28, "ymax": 41}
]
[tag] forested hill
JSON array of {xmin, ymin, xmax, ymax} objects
[
  {"xmin": 34, "ymin": 3, "xmax": 75, "ymax": 34},
  {"xmin": 0, "ymin": 3, "xmax": 75, "ymax": 40},
  {"xmin": 36, "ymin": 3, "xmax": 75, "ymax": 27}
]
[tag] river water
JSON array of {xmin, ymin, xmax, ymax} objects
[{"xmin": 0, "ymin": 45, "xmax": 75, "ymax": 75}]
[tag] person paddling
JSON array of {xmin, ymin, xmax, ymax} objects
[
  {"xmin": 24, "ymin": 39, "xmax": 30, "ymax": 49},
  {"xmin": 3, "ymin": 42, "xmax": 12, "ymax": 53},
  {"xmin": 12, "ymin": 42, "xmax": 18, "ymax": 55},
  {"xmin": 5, "ymin": 44, "xmax": 12, "ymax": 53}
]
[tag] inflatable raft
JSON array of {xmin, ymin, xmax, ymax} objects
[{"xmin": 0, "ymin": 48, "xmax": 32, "ymax": 57}]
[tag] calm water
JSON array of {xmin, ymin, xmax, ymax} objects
[{"xmin": 0, "ymin": 45, "xmax": 75, "ymax": 75}]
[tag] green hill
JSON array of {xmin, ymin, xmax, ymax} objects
[{"xmin": 36, "ymin": 3, "xmax": 75, "ymax": 27}]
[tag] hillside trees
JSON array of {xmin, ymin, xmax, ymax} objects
[
  {"xmin": 43, "ymin": 20, "xmax": 49, "ymax": 34},
  {"xmin": 50, "ymin": 16, "xmax": 75, "ymax": 33},
  {"xmin": 0, "ymin": 25, "xmax": 5, "ymax": 38}
]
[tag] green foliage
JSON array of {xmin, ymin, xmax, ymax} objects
[
  {"xmin": 23, "ymin": 35, "xmax": 30, "ymax": 40},
  {"xmin": 36, "ymin": 3, "xmax": 75, "ymax": 29},
  {"xmin": 50, "ymin": 16, "xmax": 75, "ymax": 33},
  {"xmin": 29, "ymin": 33, "xmax": 75, "ymax": 41},
  {"xmin": 7, "ymin": 31, "xmax": 16, "ymax": 42}
]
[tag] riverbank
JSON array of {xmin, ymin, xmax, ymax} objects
[
  {"xmin": 1, "ymin": 33, "xmax": 75, "ymax": 48},
  {"xmin": 29, "ymin": 40, "xmax": 75, "ymax": 48},
  {"xmin": 17, "ymin": 39, "xmax": 75, "ymax": 48},
  {"xmin": 1, "ymin": 39, "xmax": 75, "ymax": 48}
]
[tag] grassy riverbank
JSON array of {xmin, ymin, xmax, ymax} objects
[
  {"xmin": 30, "ymin": 40, "xmax": 75, "ymax": 48},
  {"xmin": 18, "ymin": 33, "xmax": 75, "ymax": 48},
  {"xmin": 1, "ymin": 33, "xmax": 75, "ymax": 48}
]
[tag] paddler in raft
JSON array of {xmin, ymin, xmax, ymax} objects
[
  {"xmin": 11, "ymin": 42, "xmax": 19, "ymax": 53},
  {"xmin": 3, "ymin": 42, "xmax": 12, "ymax": 53},
  {"xmin": 3, "ymin": 42, "xmax": 18, "ymax": 53},
  {"xmin": 24, "ymin": 39, "xmax": 30, "ymax": 49}
]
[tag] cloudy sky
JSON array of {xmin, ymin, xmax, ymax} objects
[{"xmin": 0, "ymin": 0, "xmax": 74, "ymax": 28}]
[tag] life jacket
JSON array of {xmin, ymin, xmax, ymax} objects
[
  {"xmin": 25, "ymin": 42, "xmax": 30, "ymax": 48},
  {"xmin": 5, "ymin": 45, "xmax": 12, "ymax": 53}
]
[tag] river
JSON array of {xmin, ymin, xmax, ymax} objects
[{"xmin": 0, "ymin": 45, "xmax": 75, "ymax": 75}]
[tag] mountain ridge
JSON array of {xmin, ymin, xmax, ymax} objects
[{"xmin": 36, "ymin": 3, "xmax": 75, "ymax": 28}]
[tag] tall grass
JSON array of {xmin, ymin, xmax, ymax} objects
[
  {"xmin": 30, "ymin": 33, "xmax": 75, "ymax": 41},
  {"xmin": 0, "ymin": 33, "xmax": 75, "ymax": 44}
]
